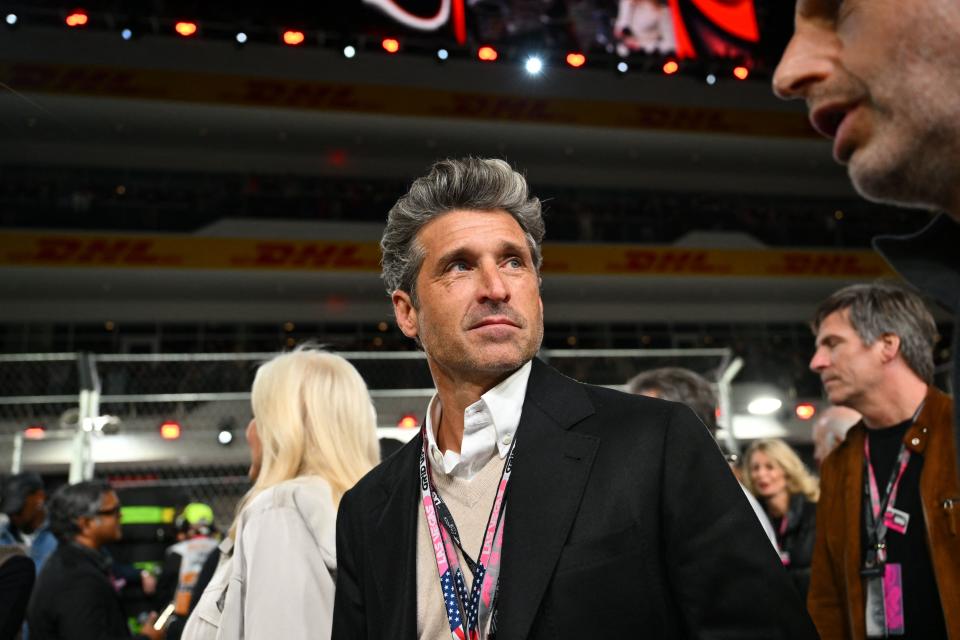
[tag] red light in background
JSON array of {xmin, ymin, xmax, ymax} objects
[
  {"xmin": 174, "ymin": 21, "xmax": 198, "ymax": 37},
  {"xmin": 733, "ymin": 65, "xmax": 750, "ymax": 80},
  {"xmin": 283, "ymin": 30, "xmax": 305, "ymax": 46},
  {"xmin": 477, "ymin": 46, "xmax": 498, "ymax": 62},
  {"xmin": 663, "ymin": 60, "xmax": 679, "ymax": 75},
  {"xmin": 159, "ymin": 420, "xmax": 182, "ymax": 440},
  {"xmin": 65, "ymin": 10, "xmax": 88, "ymax": 27},
  {"xmin": 795, "ymin": 403, "xmax": 817, "ymax": 421},
  {"xmin": 397, "ymin": 414, "xmax": 420, "ymax": 429},
  {"xmin": 382, "ymin": 38, "xmax": 400, "ymax": 53},
  {"xmin": 565, "ymin": 52, "xmax": 586, "ymax": 68},
  {"xmin": 24, "ymin": 425, "xmax": 46, "ymax": 440}
]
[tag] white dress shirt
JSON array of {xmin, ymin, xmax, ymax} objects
[{"xmin": 424, "ymin": 360, "xmax": 532, "ymax": 481}]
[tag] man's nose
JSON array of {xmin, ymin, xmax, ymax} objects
[
  {"xmin": 478, "ymin": 262, "xmax": 509, "ymax": 302},
  {"xmin": 772, "ymin": 22, "xmax": 839, "ymax": 100},
  {"xmin": 809, "ymin": 347, "xmax": 829, "ymax": 373}
]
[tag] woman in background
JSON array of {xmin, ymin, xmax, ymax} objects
[
  {"xmin": 182, "ymin": 347, "xmax": 380, "ymax": 640},
  {"xmin": 743, "ymin": 438, "xmax": 819, "ymax": 600}
]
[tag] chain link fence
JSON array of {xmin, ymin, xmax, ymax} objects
[{"xmin": 2, "ymin": 348, "xmax": 735, "ymax": 523}]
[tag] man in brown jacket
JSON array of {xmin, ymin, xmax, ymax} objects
[{"xmin": 808, "ymin": 283, "xmax": 959, "ymax": 638}]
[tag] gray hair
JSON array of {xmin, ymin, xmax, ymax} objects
[
  {"xmin": 626, "ymin": 367, "xmax": 718, "ymax": 433},
  {"xmin": 380, "ymin": 158, "xmax": 545, "ymax": 302},
  {"xmin": 812, "ymin": 282, "xmax": 938, "ymax": 384},
  {"xmin": 48, "ymin": 480, "xmax": 110, "ymax": 542}
]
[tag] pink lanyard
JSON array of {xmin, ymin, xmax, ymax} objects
[
  {"xmin": 863, "ymin": 436, "xmax": 911, "ymax": 563},
  {"xmin": 419, "ymin": 425, "xmax": 514, "ymax": 640}
]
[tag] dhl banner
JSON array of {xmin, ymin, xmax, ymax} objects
[
  {"xmin": 0, "ymin": 232, "xmax": 895, "ymax": 279},
  {"xmin": 0, "ymin": 61, "xmax": 815, "ymax": 138}
]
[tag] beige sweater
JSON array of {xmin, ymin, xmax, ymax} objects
[{"xmin": 417, "ymin": 453, "xmax": 507, "ymax": 639}]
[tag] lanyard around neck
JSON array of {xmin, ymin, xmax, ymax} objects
[
  {"xmin": 419, "ymin": 424, "xmax": 515, "ymax": 640},
  {"xmin": 862, "ymin": 403, "xmax": 923, "ymax": 562}
]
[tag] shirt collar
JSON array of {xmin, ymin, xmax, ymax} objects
[{"xmin": 425, "ymin": 360, "xmax": 532, "ymax": 480}]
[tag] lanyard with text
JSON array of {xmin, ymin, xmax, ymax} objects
[
  {"xmin": 419, "ymin": 425, "xmax": 515, "ymax": 640},
  {"xmin": 861, "ymin": 403, "xmax": 922, "ymax": 638},
  {"xmin": 776, "ymin": 510, "xmax": 791, "ymax": 566}
]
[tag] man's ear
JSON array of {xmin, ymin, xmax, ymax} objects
[
  {"xmin": 878, "ymin": 333, "xmax": 901, "ymax": 364},
  {"xmin": 76, "ymin": 515, "xmax": 94, "ymax": 538},
  {"xmin": 392, "ymin": 290, "xmax": 419, "ymax": 340}
]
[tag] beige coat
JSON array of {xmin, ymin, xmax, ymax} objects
[{"xmin": 181, "ymin": 476, "xmax": 338, "ymax": 640}]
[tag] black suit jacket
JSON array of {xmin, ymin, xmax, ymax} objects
[
  {"xmin": 333, "ymin": 359, "xmax": 818, "ymax": 639},
  {"xmin": 28, "ymin": 542, "xmax": 145, "ymax": 640}
]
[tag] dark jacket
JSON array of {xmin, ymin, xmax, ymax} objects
[
  {"xmin": 775, "ymin": 494, "xmax": 817, "ymax": 601},
  {"xmin": 332, "ymin": 358, "xmax": 818, "ymax": 639},
  {"xmin": 0, "ymin": 548, "xmax": 35, "ymax": 640},
  {"xmin": 27, "ymin": 541, "xmax": 146, "ymax": 640},
  {"xmin": 808, "ymin": 386, "xmax": 960, "ymax": 639}
]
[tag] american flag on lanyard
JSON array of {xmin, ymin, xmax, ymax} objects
[
  {"xmin": 442, "ymin": 566, "xmax": 467, "ymax": 640},
  {"xmin": 466, "ymin": 564, "xmax": 486, "ymax": 640}
]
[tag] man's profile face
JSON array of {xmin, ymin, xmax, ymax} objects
[
  {"xmin": 82, "ymin": 490, "xmax": 123, "ymax": 547},
  {"xmin": 392, "ymin": 209, "xmax": 543, "ymax": 386},
  {"xmin": 772, "ymin": 0, "xmax": 960, "ymax": 211},
  {"xmin": 18, "ymin": 489, "xmax": 47, "ymax": 533},
  {"xmin": 809, "ymin": 309, "xmax": 885, "ymax": 410}
]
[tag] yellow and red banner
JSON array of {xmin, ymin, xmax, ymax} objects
[
  {"xmin": 0, "ymin": 231, "xmax": 894, "ymax": 279},
  {"xmin": 0, "ymin": 61, "xmax": 815, "ymax": 138}
]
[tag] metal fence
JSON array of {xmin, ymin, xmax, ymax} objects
[{"xmin": 1, "ymin": 348, "xmax": 736, "ymax": 522}]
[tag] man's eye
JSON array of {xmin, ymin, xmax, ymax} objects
[
  {"xmin": 505, "ymin": 258, "xmax": 523, "ymax": 268},
  {"xmin": 447, "ymin": 261, "xmax": 469, "ymax": 272}
]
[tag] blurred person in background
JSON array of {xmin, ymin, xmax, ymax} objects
[
  {"xmin": 812, "ymin": 406, "xmax": 861, "ymax": 468},
  {"xmin": 627, "ymin": 367, "xmax": 779, "ymax": 549},
  {"xmin": 27, "ymin": 480, "xmax": 165, "ymax": 640},
  {"xmin": 0, "ymin": 545, "xmax": 35, "ymax": 640},
  {"xmin": 0, "ymin": 473, "xmax": 55, "ymax": 569},
  {"xmin": 153, "ymin": 504, "xmax": 219, "ymax": 640},
  {"xmin": 744, "ymin": 438, "xmax": 819, "ymax": 600},
  {"xmin": 807, "ymin": 283, "xmax": 955, "ymax": 638},
  {"xmin": 181, "ymin": 347, "xmax": 380, "ymax": 640}
]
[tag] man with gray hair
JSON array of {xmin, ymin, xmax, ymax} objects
[
  {"xmin": 27, "ymin": 480, "xmax": 166, "ymax": 640},
  {"xmin": 333, "ymin": 157, "xmax": 815, "ymax": 639},
  {"xmin": 807, "ymin": 282, "xmax": 957, "ymax": 638}
]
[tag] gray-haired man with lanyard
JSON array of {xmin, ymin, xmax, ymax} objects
[
  {"xmin": 332, "ymin": 158, "xmax": 816, "ymax": 639},
  {"xmin": 808, "ymin": 283, "xmax": 958, "ymax": 638}
]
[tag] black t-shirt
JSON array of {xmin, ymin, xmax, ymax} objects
[{"xmin": 861, "ymin": 420, "xmax": 948, "ymax": 639}]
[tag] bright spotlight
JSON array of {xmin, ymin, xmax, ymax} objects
[
  {"xmin": 747, "ymin": 397, "xmax": 783, "ymax": 416},
  {"xmin": 121, "ymin": 28, "xmax": 133, "ymax": 40},
  {"xmin": 663, "ymin": 60, "xmax": 679, "ymax": 75},
  {"xmin": 795, "ymin": 403, "xmax": 817, "ymax": 421},
  {"xmin": 5, "ymin": 13, "xmax": 18, "ymax": 26},
  {"xmin": 235, "ymin": 31, "xmax": 248, "ymax": 44},
  {"xmin": 524, "ymin": 56, "xmax": 543, "ymax": 75},
  {"xmin": 217, "ymin": 429, "xmax": 234, "ymax": 445},
  {"xmin": 436, "ymin": 48, "xmax": 449, "ymax": 61},
  {"xmin": 616, "ymin": 61, "xmax": 629, "ymax": 74},
  {"xmin": 733, "ymin": 65, "xmax": 750, "ymax": 80},
  {"xmin": 343, "ymin": 45, "xmax": 356, "ymax": 58},
  {"xmin": 706, "ymin": 73, "xmax": 717, "ymax": 85}
]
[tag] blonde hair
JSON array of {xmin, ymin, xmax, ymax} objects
[
  {"xmin": 743, "ymin": 438, "xmax": 820, "ymax": 502},
  {"xmin": 232, "ymin": 347, "xmax": 379, "ymax": 535}
]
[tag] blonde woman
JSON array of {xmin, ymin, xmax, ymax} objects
[
  {"xmin": 744, "ymin": 438, "xmax": 819, "ymax": 600},
  {"xmin": 182, "ymin": 348, "xmax": 379, "ymax": 640}
]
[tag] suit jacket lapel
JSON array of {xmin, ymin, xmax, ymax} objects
[
  {"xmin": 369, "ymin": 437, "xmax": 421, "ymax": 639},
  {"xmin": 496, "ymin": 359, "xmax": 599, "ymax": 639}
]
